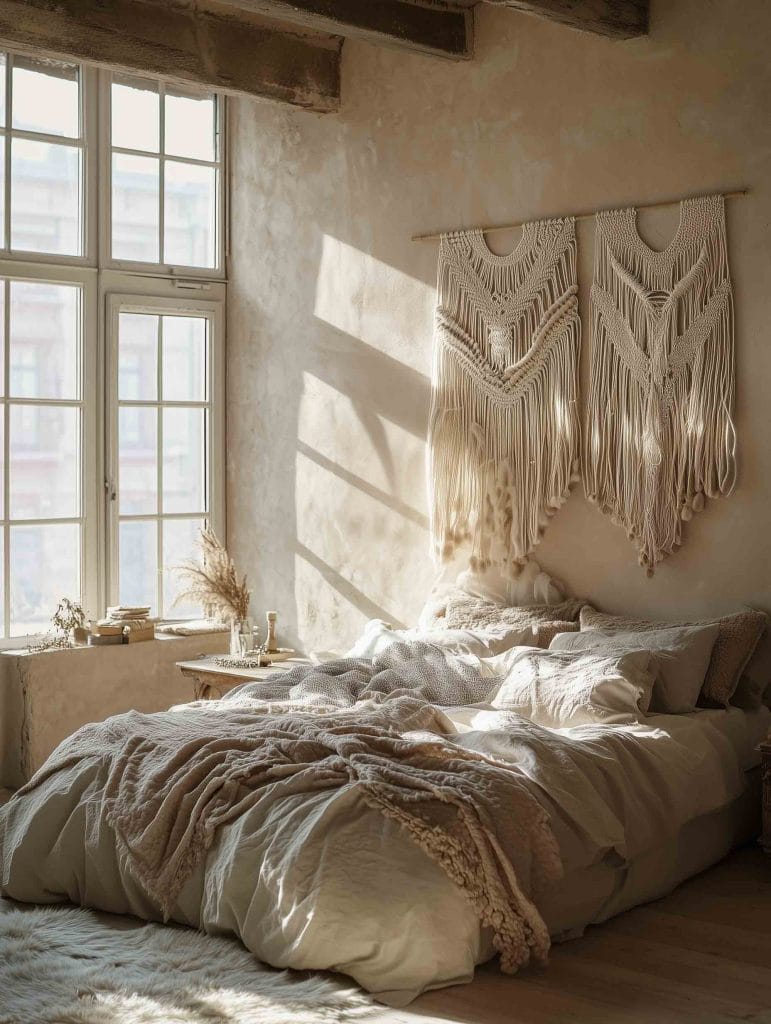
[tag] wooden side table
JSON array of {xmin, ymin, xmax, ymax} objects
[
  {"xmin": 177, "ymin": 654, "xmax": 309, "ymax": 701},
  {"xmin": 761, "ymin": 740, "xmax": 771, "ymax": 854}
]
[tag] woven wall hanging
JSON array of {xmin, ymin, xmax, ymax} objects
[
  {"xmin": 428, "ymin": 219, "xmax": 581, "ymax": 579},
  {"xmin": 585, "ymin": 194, "xmax": 736, "ymax": 575}
]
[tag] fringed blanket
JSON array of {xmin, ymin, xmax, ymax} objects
[{"xmin": 17, "ymin": 648, "xmax": 562, "ymax": 974}]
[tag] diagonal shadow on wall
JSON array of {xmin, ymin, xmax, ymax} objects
[{"xmin": 295, "ymin": 542, "xmax": 405, "ymax": 627}]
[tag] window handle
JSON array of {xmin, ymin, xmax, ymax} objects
[{"xmin": 105, "ymin": 478, "xmax": 117, "ymax": 502}]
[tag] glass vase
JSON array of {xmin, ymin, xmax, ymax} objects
[{"xmin": 230, "ymin": 618, "xmax": 254, "ymax": 657}]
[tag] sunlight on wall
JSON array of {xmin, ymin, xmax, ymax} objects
[
  {"xmin": 298, "ymin": 372, "xmax": 428, "ymax": 505},
  {"xmin": 293, "ymin": 441, "xmax": 422, "ymax": 646},
  {"xmin": 313, "ymin": 234, "xmax": 434, "ymax": 372},
  {"xmin": 294, "ymin": 446, "xmax": 426, "ymax": 573}
]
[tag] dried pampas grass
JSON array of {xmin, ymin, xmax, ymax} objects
[{"xmin": 174, "ymin": 528, "xmax": 250, "ymax": 622}]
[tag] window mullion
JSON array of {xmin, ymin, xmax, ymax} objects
[
  {"xmin": 6, "ymin": 128, "xmax": 83, "ymax": 148},
  {"xmin": 4, "ymin": 57, "xmax": 12, "ymax": 253},
  {"xmin": 112, "ymin": 144, "xmax": 218, "ymax": 171},
  {"xmin": 158, "ymin": 80, "xmax": 165, "ymax": 270},
  {"xmin": 156, "ymin": 313, "xmax": 163, "ymax": 617},
  {"xmin": 4, "ymin": 278, "xmax": 10, "ymax": 638}
]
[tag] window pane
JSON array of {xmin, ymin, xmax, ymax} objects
[
  {"xmin": 163, "ymin": 517, "xmax": 204, "ymax": 617},
  {"xmin": 9, "ymin": 405, "xmax": 80, "ymax": 519},
  {"xmin": 163, "ymin": 407, "xmax": 205, "ymax": 513},
  {"xmin": 111, "ymin": 75, "xmax": 159, "ymax": 153},
  {"xmin": 164, "ymin": 89, "xmax": 215, "ymax": 161},
  {"xmin": 0, "ymin": 282, "xmax": 4, "ymax": 397},
  {"xmin": 10, "ymin": 281, "xmax": 79, "ymax": 399},
  {"xmin": 164, "ymin": 161, "xmax": 216, "ymax": 269},
  {"xmin": 0, "ymin": 416, "xmax": 4, "ymax": 519},
  {"xmin": 162, "ymin": 316, "xmax": 206, "ymax": 402},
  {"xmin": 10, "ymin": 523, "xmax": 80, "ymax": 636},
  {"xmin": 11, "ymin": 140, "xmax": 81, "ymax": 256},
  {"xmin": 119, "ymin": 406, "xmax": 157, "ymax": 515},
  {"xmin": 119, "ymin": 519, "xmax": 157, "ymax": 615},
  {"xmin": 0, "ymin": 137, "xmax": 5, "ymax": 243},
  {"xmin": 112, "ymin": 153, "xmax": 159, "ymax": 263},
  {"xmin": 0, "ymin": 54, "xmax": 5, "ymax": 128},
  {"xmin": 119, "ymin": 312, "xmax": 157, "ymax": 400},
  {"xmin": 12, "ymin": 57, "xmax": 80, "ymax": 139}
]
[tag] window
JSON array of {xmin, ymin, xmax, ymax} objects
[
  {"xmin": 1, "ymin": 54, "xmax": 85, "ymax": 257},
  {"xmin": 108, "ymin": 298, "xmax": 224, "ymax": 618},
  {"xmin": 108, "ymin": 76, "xmax": 221, "ymax": 271},
  {"xmin": 0, "ymin": 51, "xmax": 226, "ymax": 642},
  {"xmin": 0, "ymin": 269, "xmax": 98, "ymax": 637}
]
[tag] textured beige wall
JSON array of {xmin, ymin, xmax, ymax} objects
[{"xmin": 228, "ymin": 0, "xmax": 771, "ymax": 655}]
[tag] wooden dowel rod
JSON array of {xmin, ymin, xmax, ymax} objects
[{"xmin": 411, "ymin": 188, "xmax": 749, "ymax": 243}]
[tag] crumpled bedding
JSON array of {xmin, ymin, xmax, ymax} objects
[
  {"xmin": 0, "ymin": 643, "xmax": 760, "ymax": 1005},
  {"xmin": 11, "ymin": 648, "xmax": 561, "ymax": 974}
]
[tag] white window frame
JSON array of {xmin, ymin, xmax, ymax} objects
[
  {"xmin": 0, "ymin": 56, "xmax": 99, "ymax": 268},
  {"xmin": 98, "ymin": 70, "xmax": 226, "ymax": 280},
  {"xmin": 105, "ymin": 292, "xmax": 225, "ymax": 618},
  {"xmin": 0, "ymin": 49, "xmax": 228, "ymax": 646},
  {"xmin": 0, "ymin": 259, "xmax": 99, "ymax": 646}
]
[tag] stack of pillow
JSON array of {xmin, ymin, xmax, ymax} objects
[
  {"xmin": 573, "ymin": 606, "xmax": 768, "ymax": 711},
  {"xmin": 347, "ymin": 569, "xmax": 768, "ymax": 729},
  {"xmin": 445, "ymin": 597, "xmax": 767, "ymax": 727}
]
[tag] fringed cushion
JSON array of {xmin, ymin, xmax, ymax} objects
[{"xmin": 443, "ymin": 594, "xmax": 585, "ymax": 650}]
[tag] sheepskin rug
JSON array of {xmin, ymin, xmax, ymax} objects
[{"xmin": 0, "ymin": 897, "xmax": 372, "ymax": 1024}]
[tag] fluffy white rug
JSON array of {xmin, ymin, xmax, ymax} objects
[{"xmin": 0, "ymin": 898, "xmax": 372, "ymax": 1024}]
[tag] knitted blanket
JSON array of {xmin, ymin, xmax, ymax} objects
[{"xmin": 18, "ymin": 649, "xmax": 561, "ymax": 974}]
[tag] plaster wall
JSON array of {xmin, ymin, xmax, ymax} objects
[{"xmin": 228, "ymin": 0, "xmax": 771, "ymax": 655}]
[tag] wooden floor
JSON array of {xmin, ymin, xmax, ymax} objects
[{"xmin": 375, "ymin": 845, "xmax": 771, "ymax": 1024}]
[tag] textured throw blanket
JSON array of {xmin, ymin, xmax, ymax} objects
[{"xmin": 18, "ymin": 646, "xmax": 562, "ymax": 973}]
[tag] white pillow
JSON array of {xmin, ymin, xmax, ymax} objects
[
  {"xmin": 490, "ymin": 648, "xmax": 654, "ymax": 727},
  {"xmin": 346, "ymin": 619, "xmax": 525, "ymax": 660},
  {"xmin": 550, "ymin": 622, "xmax": 720, "ymax": 714}
]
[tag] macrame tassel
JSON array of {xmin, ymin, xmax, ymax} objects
[
  {"xmin": 429, "ymin": 220, "xmax": 581, "ymax": 577},
  {"xmin": 585, "ymin": 194, "xmax": 736, "ymax": 575}
]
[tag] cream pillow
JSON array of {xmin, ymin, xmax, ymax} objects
[
  {"xmin": 579, "ymin": 606, "xmax": 767, "ymax": 707},
  {"xmin": 435, "ymin": 593, "xmax": 585, "ymax": 649},
  {"xmin": 490, "ymin": 648, "xmax": 654, "ymax": 728},
  {"xmin": 551, "ymin": 623, "xmax": 719, "ymax": 714}
]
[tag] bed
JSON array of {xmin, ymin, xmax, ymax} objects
[{"xmin": 0, "ymin": 621, "xmax": 768, "ymax": 1006}]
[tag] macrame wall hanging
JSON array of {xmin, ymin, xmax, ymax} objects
[
  {"xmin": 428, "ymin": 219, "xmax": 581, "ymax": 580},
  {"xmin": 584, "ymin": 194, "xmax": 736, "ymax": 575}
]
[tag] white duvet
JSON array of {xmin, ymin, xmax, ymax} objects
[{"xmin": 0, "ymin": 648, "xmax": 766, "ymax": 1006}]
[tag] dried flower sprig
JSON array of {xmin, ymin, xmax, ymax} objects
[
  {"xmin": 52, "ymin": 597, "xmax": 86, "ymax": 636},
  {"xmin": 173, "ymin": 528, "xmax": 250, "ymax": 622}
]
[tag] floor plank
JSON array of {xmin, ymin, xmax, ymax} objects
[{"xmin": 370, "ymin": 845, "xmax": 771, "ymax": 1024}]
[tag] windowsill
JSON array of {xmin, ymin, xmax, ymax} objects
[
  {"xmin": 0, "ymin": 623, "xmax": 229, "ymax": 656},
  {"xmin": 0, "ymin": 633, "xmax": 212, "ymax": 657}
]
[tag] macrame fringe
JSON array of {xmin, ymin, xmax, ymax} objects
[
  {"xmin": 585, "ymin": 194, "xmax": 736, "ymax": 574},
  {"xmin": 429, "ymin": 221, "xmax": 581, "ymax": 579}
]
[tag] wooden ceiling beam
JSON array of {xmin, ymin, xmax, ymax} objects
[
  {"xmin": 481, "ymin": 0, "xmax": 648, "ymax": 39},
  {"xmin": 214, "ymin": 0, "xmax": 473, "ymax": 60},
  {"xmin": 0, "ymin": 0, "xmax": 342, "ymax": 111}
]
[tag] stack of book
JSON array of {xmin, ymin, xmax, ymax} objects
[{"xmin": 89, "ymin": 606, "xmax": 157, "ymax": 646}]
